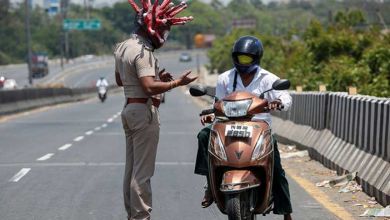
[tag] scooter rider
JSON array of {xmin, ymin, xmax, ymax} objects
[
  {"xmin": 194, "ymin": 36, "xmax": 293, "ymax": 220},
  {"xmin": 96, "ymin": 76, "xmax": 109, "ymax": 88},
  {"xmin": 114, "ymin": 1, "xmax": 196, "ymax": 220}
]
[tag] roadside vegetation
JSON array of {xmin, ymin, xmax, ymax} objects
[{"xmin": 0, "ymin": 0, "xmax": 388, "ymax": 96}]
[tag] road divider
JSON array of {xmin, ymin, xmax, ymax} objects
[{"xmin": 0, "ymin": 85, "xmax": 121, "ymax": 116}]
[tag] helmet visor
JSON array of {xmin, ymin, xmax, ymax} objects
[{"xmin": 237, "ymin": 54, "xmax": 254, "ymax": 65}]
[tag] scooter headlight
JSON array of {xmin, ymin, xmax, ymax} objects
[
  {"xmin": 209, "ymin": 131, "xmax": 227, "ymax": 161},
  {"xmin": 223, "ymin": 99, "xmax": 252, "ymax": 117}
]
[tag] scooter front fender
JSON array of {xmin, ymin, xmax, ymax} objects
[{"xmin": 220, "ymin": 170, "xmax": 261, "ymax": 194}]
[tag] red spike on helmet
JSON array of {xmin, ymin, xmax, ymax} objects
[{"xmin": 128, "ymin": 0, "xmax": 193, "ymax": 46}]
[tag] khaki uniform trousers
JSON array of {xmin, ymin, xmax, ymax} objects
[{"xmin": 121, "ymin": 101, "xmax": 160, "ymax": 220}]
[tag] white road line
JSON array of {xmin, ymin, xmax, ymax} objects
[
  {"xmin": 85, "ymin": 130, "xmax": 94, "ymax": 135},
  {"xmin": 102, "ymin": 124, "xmax": 107, "ymax": 128},
  {"xmin": 94, "ymin": 126, "xmax": 101, "ymax": 131},
  {"xmin": 9, "ymin": 168, "xmax": 31, "ymax": 182},
  {"xmin": 0, "ymin": 162, "xmax": 195, "ymax": 168},
  {"xmin": 58, "ymin": 143, "xmax": 72, "ymax": 151},
  {"xmin": 37, "ymin": 153, "xmax": 55, "ymax": 161},
  {"xmin": 107, "ymin": 118, "xmax": 114, "ymax": 123},
  {"xmin": 74, "ymin": 136, "xmax": 84, "ymax": 142},
  {"xmin": 156, "ymin": 162, "xmax": 195, "ymax": 166}
]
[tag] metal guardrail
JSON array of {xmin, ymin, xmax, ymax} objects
[
  {"xmin": 273, "ymin": 92, "xmax": 390, "ymax": 161},
  {"xmin": 272, "ymin": 92, "xmax": 390, "ymax": 206}
]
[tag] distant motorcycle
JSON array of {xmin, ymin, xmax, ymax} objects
[
  {"xmin": 190, "ymin": 79, "xmax": 291, "ymax": 220},
  {"xmin": 98, "ymin": 86, "xmax": 107, "ymax": 102}
]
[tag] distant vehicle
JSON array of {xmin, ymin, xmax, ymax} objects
[
  {"xmin": 31, "ymin": 52, "xmax": 49, "ymax": 78},
  {"xmin": 179, "ymin": 52, "xmax": 192, "ymax": 62},
  {"xmin": 0, "ymin": 76, "xmax": 5, "ymax": 88},
  {"xmin": 98, "ymin": 86, "xmax": 107, "ymax": 102},
  {"xmin": 2, "ymin": 78, "xmax": 18, "ymax": 90}
]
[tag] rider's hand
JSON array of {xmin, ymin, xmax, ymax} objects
[
  {"xmin": 268, "ymin": 99, "xmax": 283, "ymax": 110},
  {"xmin": 175, "ymin": 70, "xmax": 198, "ymax": 86},
  {"xmin": 200, "ymin": 114, "xmax": 215, "ymax": 126},
  {"xmin": 158, "ymin": 68, "xmax": 174, "ymax": 82}
]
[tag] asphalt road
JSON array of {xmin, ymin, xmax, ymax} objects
[
  {"xmin": 0, "ymin": 93, "xmax": 339, "ymax": 220},
  {"xmin": 0, "ymin": 50, "xmax": 339, "ymax": 219},
  {"xmin": 0, "ymin": 56, "xmax": 110, "ymax": 88},
  {"xmin": 0, "ymin": 50, "xmax": 208, "ymax": 88}
]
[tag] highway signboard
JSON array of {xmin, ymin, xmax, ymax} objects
[{"xmin": 63, "ymin": 19, "xmax": 101, "ymax": 30}]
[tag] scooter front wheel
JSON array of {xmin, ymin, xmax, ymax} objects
[
  {"xmin": 226, "ymin": 193, "xmax": 256, "ymax": 220},
  {"xmin": 227, "ymin": 194, "xmax": 242, "ymax": 220}
]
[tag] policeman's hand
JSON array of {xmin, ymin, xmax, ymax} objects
[
  {"xmin": 176, "ymin": 70, "xmax": 198, "ymax": 86},
  {"xmin": 200, "ymin": 114, "xmax": 215, "ymax": 126},
  {"xmin": 158, "ymin": 68, "xmax": 174, "ymax": 82},
  {"xmin": 268, "ymin": 99, "xmax": 283, "ymax": 110}
]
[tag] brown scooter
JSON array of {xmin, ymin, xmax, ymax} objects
[{"xmin": 190, "ymin": 79, "xmax": 291, "ymax": 220}]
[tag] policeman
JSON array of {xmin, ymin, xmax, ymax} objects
[
  {"xmin": 194, "ymin": 36, "xmax": 293, "ymax": 220},
  {"xmin": 114, "ymin": 1, "xmax": 195, "ymax": 219}
]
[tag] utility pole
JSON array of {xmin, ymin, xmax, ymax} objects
[
  {"xmin": 60, "ymin": 0, "xmax": 69, "ymax": 66},
  {"xmin": 25, "ymin": 0, "xmax": 33, "ymax": 85},
  {"xmin": 84, "ymin": 0, "xmax": 90, "ymax": 19}
]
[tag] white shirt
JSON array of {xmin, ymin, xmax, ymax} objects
[
  {"xmin": 215, "ymin": 67, "xmax": 292, "ymax": 126},
  {"xmin": 96, "ymin": 78, "xmax": 109, "ymax": 87}
]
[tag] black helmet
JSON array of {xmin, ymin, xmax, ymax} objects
[{"xmin": 232, "ymin": 36, "xmax": 263, "ymax": 74}]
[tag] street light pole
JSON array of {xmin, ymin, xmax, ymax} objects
[{"xmin": 25, "ymin": 0, "xmax": 33, "ymax": 85}]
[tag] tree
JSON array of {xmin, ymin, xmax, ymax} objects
[
  {"xmin": 0, "ymin": 0, "xmax": 10, "ymax": 20},
  {"xmin": 210, "ymin": 0, "xmax": 223, "ymax": 10},
  {"xmin": 250, "ymin": 0, "xmax": 264, "ymax": 9}
]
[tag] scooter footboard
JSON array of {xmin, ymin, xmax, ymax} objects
[{"xmin": 220, "ymin": 170, "xmax": 261, "ymax": 193}]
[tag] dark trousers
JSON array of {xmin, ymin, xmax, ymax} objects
[{"xmin": 194, "ymin": 126, "xmax": 293, "ymax": 215}]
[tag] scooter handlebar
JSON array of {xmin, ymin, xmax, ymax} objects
[
  {"xmin": 199, "ymin": 109, "xmax": 215, "ymax": 116},
  {"xmin": 263, "ymin": 105, "xmax": 284, "ymax": 112}
]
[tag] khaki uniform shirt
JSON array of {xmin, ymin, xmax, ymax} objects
[{"xmin": 114, "ymin": 34, "xmax": 159, "ymax": 98}]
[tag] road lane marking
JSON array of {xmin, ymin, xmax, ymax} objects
[
  {"xmin": 36, "ymin": 153, "xmax": 55, "ymax": 161},
  {"xmin": 74, "ymin": 136, "xmax": 84, "ymax": 142},
  {"xmin": 0, "ymin": 162, "xmax": 195, "ymax": 167},
  {"xmin": 85, "ymin": 130, "xmax": 94, "ymax": 135},
  {"xmin": 156, "ymin": 162, "xmax": 195, "ymax": 166},
  {"xmin": 102, "ymin": 124, "xmax": 107, "ymax": 128},
  {"xmin": 285, "ymin": 168, "xmax": 354, "ymax": 219},
  {"xmin": 9, "ymin": 168, "xmax": 31, "ymax": 182},
  {"xmin": 107, "ymin": 118, "xmax": 114, "ymax": 123},
  {"xmin": 58, "ymin": 143, "xmax": 72, "ymax": 151},
  {"xmin": 94, "ymin": 126, "xmax": 101, "ymax": 131}
]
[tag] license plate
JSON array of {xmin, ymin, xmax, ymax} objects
[{"xmin": 225, "ymin": 125, "xmax": 253, "ymax": 138}]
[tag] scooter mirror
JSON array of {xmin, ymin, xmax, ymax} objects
[
  {"xmin": 272, "ymin": 79, "xmax": 291, "ymax": 91},
  {"xmin": 189, "ymin": 85, "xmax": 207, "ymax": 97}
]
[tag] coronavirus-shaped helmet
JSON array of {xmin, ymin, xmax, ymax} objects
[{"xmin": 129, "ymin": 0, "xmax": 193, "ymax": 48}]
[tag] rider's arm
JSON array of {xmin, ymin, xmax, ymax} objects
[
  {"xmin": 215, "ymin": 73, "xmax": 228, "ymax": 100},
  {"xmin": 269, "ymin": 83, "xmax": 292, "ymax": 111}
]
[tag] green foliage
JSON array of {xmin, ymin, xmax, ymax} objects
[{"xmin": 207, "ymin": 9, "xmax": 390, "ymax": 97}]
